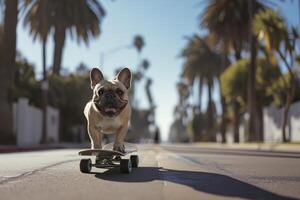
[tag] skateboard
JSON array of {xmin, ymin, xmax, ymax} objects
[{"xmin": 78, "ymin": 143, "xmax": 138, "ymax": 174}]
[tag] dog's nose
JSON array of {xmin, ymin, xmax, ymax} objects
[{"xmin": 105, "ymin": 92, "xmax": 115, "ymax": 99}]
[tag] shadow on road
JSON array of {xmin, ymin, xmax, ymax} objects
[{"xmin": 94, "ymin": 167, "xmax": 297, "ymax": 200}]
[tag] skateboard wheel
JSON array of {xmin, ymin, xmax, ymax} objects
[
  {"xmin": 80, "ymin": 159, "xmax": 92, "ymax": 173},
  {"xmin": 130, "ymin": 155, "xmax": 139, "ymax": 168},
  {"xmin": 120, "ymin": 159, "xmax": 132, "ymax": 173}
]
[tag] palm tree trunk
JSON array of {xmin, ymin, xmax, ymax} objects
[
  {"xmin": 198, "ymin": 77, "xmax": 203, "ymax": 111},
  {"xmin": 278, "ymin": 51, "xmax": 296, "ymax": 143},
  {"xmin": 52, "ymin": 25, "xmax": 66, "ymax": 75},
  {"xmin": 282, "ymin": 103, "xmax": 290, "ymax": 142},
  {"xmin": 248, "ymin": 35, "xmax": 258, "ymax": 141},
  {"xmin": 233, "ymin": 100, "xmax": 240, "ymax": 143},
  {"xmin": 257, "ymin": 101, "xmax": 264, "ymax": 141},
  {"xmin": 234, "ymin": 51, "xmax": 241, "ymax": 60},
  {"xmin": 232, "ymin": 49, "xmax": 243, "ymax": 143},
  {"xmin": 206, "ymin": 78, "xmax": 214, "ymax": 141},
  {"xmin": 0, "ymin": 0, "xmax": 18, "ymax": 143},
  {"xmin": 207, "ymin": 81, "xmax": 213, "ymax": 122},
  {"xmin": 217, "ymin": 66, "xmax": 227, "ymax": 143},
  {"xmin": 282, "ymin": 77, "xmax": 295, "ymax": 142},
  {"xmin": 40, "ymin": 39, "xmax": 48, "ymax": 144},
  {"xmin": 220, "ymin": 88, "xmax": 227, "ymax": 143},
  {"xmin": 247, "ymin": 0, "xmax": 259, "ymax": 142},
  {"xmin": 43, "ymin": 39, "xmax": 47, "ymax": 79},
  {"xmin": 220, "ymin": 51, "xmax": 229, "ymax": 143}
]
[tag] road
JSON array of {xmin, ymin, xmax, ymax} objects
[{"xmin": 0, "ymin": 144, "xmax": 300, "ymax": 200}]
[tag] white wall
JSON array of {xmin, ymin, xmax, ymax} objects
[
  {"xmin": 13, "ymin": 98, "xmax": 59, "ymax": 147},
  {"xmin": 264, "ymin": 101, "xmax": 300, "ymax": 142}
]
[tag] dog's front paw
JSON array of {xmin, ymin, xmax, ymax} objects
[
  {"xmin": 113, "ymin": 143, "xmax": 125, "ymax": 153},
  {"xmin": 91, "ymin": 143, "xmax": 102, "ymax": 149}
]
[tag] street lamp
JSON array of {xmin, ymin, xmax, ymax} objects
[{"xmin": 100, "ymin": 44, "xmax": 132, "ymax": 70}]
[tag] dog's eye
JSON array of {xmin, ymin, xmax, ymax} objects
[
  {"xmin": 116, "ymin": 89, "xmax": 124, "ymax": 96},
  {"xmin": 98, "ymin": 89, "xmax": 104, "ymax": 96}
]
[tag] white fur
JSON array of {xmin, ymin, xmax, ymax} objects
[{"xmin": 96, "ymin": 116, "xmax": 122, "ymax": 134}]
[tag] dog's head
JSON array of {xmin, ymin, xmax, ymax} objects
[{"xmin": 90, "ymin": 67, "xmax": 131, "ymax": 118}]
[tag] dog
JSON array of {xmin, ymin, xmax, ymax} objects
[{"xmin": 84, "ymin": 67, "xmax": 132, "ymax": 153}]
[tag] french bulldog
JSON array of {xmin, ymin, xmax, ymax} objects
[{"xmin": 84, "ymin": 67, "xmax": 131, "ymax": 153}]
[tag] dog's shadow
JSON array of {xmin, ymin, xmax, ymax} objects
[{"xmin": 92, "ymin": 167, "xmax": 297, "ymax": 200}]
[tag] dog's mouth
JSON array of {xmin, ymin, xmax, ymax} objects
[
  {"xmin": 95, "ymin": 102, "xmax": 127, "ymax": 118},
  {"xmin": 103, "ymin": 107, "xmax": 118, "ymax": 116}
]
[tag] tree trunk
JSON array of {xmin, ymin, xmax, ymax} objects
[
  {"xmin": 277, "ymin": 50, "xmax": 296, "ymax": 143},
  {"xmin": 248, "ymin": 35, "xmax": 258, "ymax": 142},
  {"xmin": 52, "ymin": 25, "xmax": 66, "ymax": 75},
  {"xmin": 207, "ymin": 80, "xmax": 213, "ymax": 125},
  {"xmin": 40, "ymin": 39, "xmax": 48, "ymax": 144},
  {"xmin": 206, "ymin": 79, "xmax": 214, "ymax": 141},
  {"xmin": 42, "ymin": 39, "xmax": 47, "ymax": 80},
  {"xmin": 220, "ymin": 51, "xmax": 229, "ymax": 144},
  {"xmin": 247, "ymin": 0, "xmax": 259, "ymax": 142},
  {"xmin": 0, "ymin": 0, "xmax": 18, "ymax": 143},
  {"xmin": 234, "ymin": 51, "xmax": 241, "ymax": 61},
  {"xmin": 233, "ymin": 100, "xmax": 240, "ymax": 143},
  {"xmin": 218, "ymin": 75, "xmax": 227, "ymax": 143},
  {"xmin": 232, "ymin": 49, "xmax": 242, "ymax": 143},
  {"xmin": 198, "ymin": 77, "xmax": 203, "ymax": 111},
  {"xmin": 220, "ymin": 94, "xmax": 227, "ymax": 143},
  {"xmin": 257, "ymin": 101, "xmax": 264, "ymax": 142},
  {"xmin": 282, "ymin": 103, "xmax": 290, "ymax": 142},
  {"xmin": 282, "ymin": 78, "xmax": 295, "ymax": 142}
]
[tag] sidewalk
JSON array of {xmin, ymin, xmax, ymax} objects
[
  {"xmin": 192, "ymin": 142, "xmax": 300, "ymax": 153},
  {"xmin": 0, "ymin": 143, "xmax": 89, "ymax": 153}
]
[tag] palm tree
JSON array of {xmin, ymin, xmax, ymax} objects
[
  {"xmin": 23, "ymin": 0, "xmax": 51, "ymax": 77},
  {"xmin": 24, "ymin": 0, "xmax": 106, "ymax": 75},
  {"xmin": 23, "ymin": 0, "xmax": 51, "ymax": 143},
  {"xmin": 52, "ymin": 0, "xmax": 105, "ymax": 75},
  {"xmin": 253, "ymin": 9, "xmax": 299, "ymax": 142},
  {"xmin": 0, "ymin": 0, "xmax": 18, "ymax": 142},
  {"xmin": 181, "ymin": 35, "xmax": 222, "ymax": 141},
  {"xmin": 133, "ymin": 35, "xmax": 145, "ymax": 53},
  {"xmin": 182, "ymin": 35, "xmax": 208, "ymax": 110},
  {"xmin": 200, "ymin": 0, "xmax": 266, "ymax": 141},
  {"xmin": 133, "ymin": 35, "xmax": 145, "ymax": 65},
  {"xmin": 202, "ymin": 34, "xmax": 231, "ymax": 143}
]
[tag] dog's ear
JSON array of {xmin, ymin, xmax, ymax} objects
[
  {"xmin": 116, "ymin": 67, "xmax": 131, "ymax": 89},
  {"xmin": 90, "ymin": 68, "xmax": 104, "ymax": 89}
]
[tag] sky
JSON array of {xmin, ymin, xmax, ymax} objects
[{"xmin": 17, "ymin": 0, "xmax": 299, "ymax": 142}]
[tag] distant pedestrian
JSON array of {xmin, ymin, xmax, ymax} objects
[{"xmin": 154, "ymin": 128, "xmax": 160, "ymax": 144}]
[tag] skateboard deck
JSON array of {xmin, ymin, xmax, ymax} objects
[
  {"xmin": 79, "ymin": 142, "xmax": 138, "ymax": 157},
  {"xmin": 78, "ymin": 149, "xmax": 136, "ymax": 157}
]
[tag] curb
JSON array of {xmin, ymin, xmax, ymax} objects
[
  {"xmin": 191, "ymin": 142, "xmax": 300, "ymax": 153},
  {"xmin": 0, "ymin": 143, "xmax": 89, "ymax": 153}
]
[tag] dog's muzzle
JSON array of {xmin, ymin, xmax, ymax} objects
[{"xmin": 94, "ymin": 93, "xmax": 127, "ymax": 117}]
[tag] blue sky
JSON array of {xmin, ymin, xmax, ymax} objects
[{"xmin": 17, "ymin": 0, "xmax": 299, "ymax": 141}]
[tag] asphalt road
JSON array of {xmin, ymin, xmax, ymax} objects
[{"xmin": 0, "ymin": 144, "xmax": 300, "ymax": 200}]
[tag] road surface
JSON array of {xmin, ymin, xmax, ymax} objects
[{"xmin": 0, "ymin": 144, "xmax": 300, "ymax": 200}]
